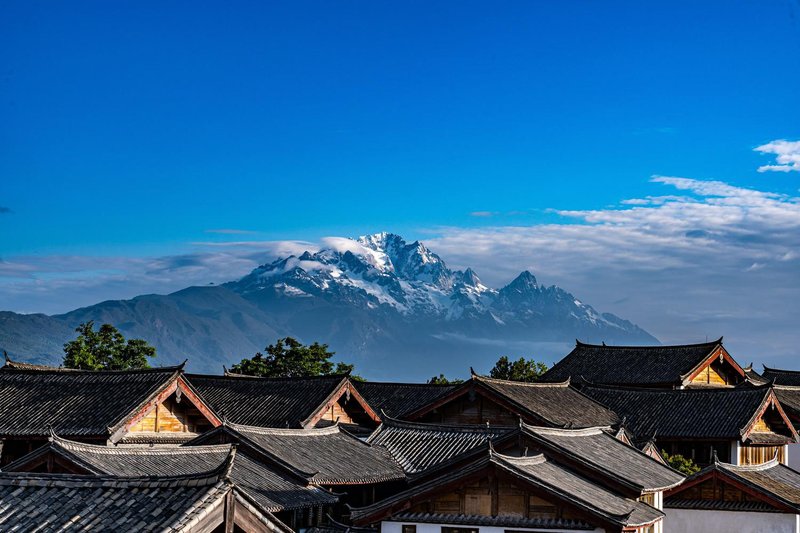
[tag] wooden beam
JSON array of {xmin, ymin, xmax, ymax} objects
[{"xmin": 224, "ymin": 490, "xmax": 235, "ymax": 533}]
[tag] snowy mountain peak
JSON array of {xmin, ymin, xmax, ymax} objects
[
  {"xmin": 461, "ymin": 267, "xmax": 482, "ymax": 287},
  {"xmin": 226, "ymin": 233, "xmax": 653, "ymax": 342},
  {"xmin": 504, "ymin": 270, "xmax": 538, "ymax": 292}
]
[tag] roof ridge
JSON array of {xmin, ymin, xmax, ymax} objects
[
  {"xmin": 52, "ymin": 435, "xmax": 233, "ymax": 455},
  {"xmin": 190, "ymin": 372, "xmax": 350, "ymax": 381},
  {"xmin": 575, "ymin": 338, "xmax": 722, "ymax": 349},
  {"xmin": 1, "ymin": 364, "xmax": 185, "ymax": 375},
  {"xmin": 0, "ymin": 463, "xmax": 229, "ymax": 488},
  {"xmin": 582, "ymin": 382, "xmax": 773, "ymax": 394},
  {"xmin": 717, "ymin": 456, "xmax": 780, "ymax": 472},
  {"xmin": 473, "ymin": 372, "xmax": 570, "ymax": 388},
  {"xmin": 358, "ymin": 380, "xmax": 457, "ymax": 388},
  {"xmin": 763, "ymin": 365, "xmax": 800, "ymax": 375},
  {"xmin": 521, "ymin": 423, "xmax": 608, "ymax": 437},
  {"xmin": 229, "ymin": 422, "xmax": 341, "ymax": 436},
  {"xmin": 491, "ymin": 452, "xmax": 547, "ymax": 466}
]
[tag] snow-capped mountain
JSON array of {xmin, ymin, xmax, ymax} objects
[
  {"xmin": 0, "ymin": 232, "xmax": 656, "ymax": 379},
  {"xmin": 230, "ymin": 232, "xmax": 640, "ymax": 335}
]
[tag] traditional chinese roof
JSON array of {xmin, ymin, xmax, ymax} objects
[
  {"xmin": 187, "ymin": 422, "xmax": 405, "ymax": 485},
  {"xmin": 385, "ymin": 512, "xmax": 595, "ymax": 530},
  {"xmin": 762, "ymin": 366, "xmax": 800, "ymax": 386},
  {"xmin": 351, "ymin": 449, "xmax": 663, "ymax": 530},
  {"xmin": 367, "ymin": 417, "xmax": 514, "ymax": 474},
  {"xmin": 666, "ymin": 457, "xmax": 800, "ymax": 513},
  {"xmin": 1, "ymin": 434, "xmax": 338, "ymax": 512},
  {"xmin": 541, "ymin": 338, "xmax": 742, "ymax": 387},
  {"xmin": 0, "ymin": 364, "xmax": 185, "ymax": 439},
  {"xmin": 520, "ymin": 424, "xmax": 685, "ymax": 493},
  {"xmin": 355, "ymin": 381, "xmax": 458, "ymax": 418},
  {"xmin": 0, "ymin": 450, "xmax": 290, "ymax": 532},
  {"xmin": 406, "ymin": 372, "xmax": 618, "ymax": 428},
  {"xmin": 580, "ymin": 383, "xmax": 797, "ymax": 443},
  {"xmin": 185, "ymin": 373, "xmax": 374, "ymax": 428},
  {"xmin": 773, "ymin": 387, "xmax": 800, "ymax": 422}
]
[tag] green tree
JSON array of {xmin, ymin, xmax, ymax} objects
[
  {"xmin": 489, "ymin": 356, "xmax": 548, "ymax": 382},
  {"xmin": 427, "ymin": 374, "xmax": 464, "ymax": 385},
  {"xmin": 63, "ymin": 321, "xmax": 156, "ymax": 370},
  {"xmin": 229, "ymin": 337, "xmax": 361, "ymax": 379},
  {"xmin": 661, "ymin": 451, "xmax": 701, "ymax": 476}
]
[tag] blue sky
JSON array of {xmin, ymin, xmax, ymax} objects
[{"xmin": 1, "ymin": 1, "xmax": 800, "ymax": 366}]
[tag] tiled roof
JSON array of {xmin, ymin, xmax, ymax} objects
[
  {"xmin": 774, "ymin": 387, "xmax": 800, "ymax": 420},
  {"xmin": 467, "ymin": 374, "xmax": 619, "ymax": 428},
  {"xmin": 367, "ymin": 417, "xmax": 513, "ymax": 474},
  {"xmin": 580, "ymin": 383, "xmax": 793, "ymax": 441},
  {"xmin": 0, "ymin": 460, "xmax": 234, "ymax": 531},
  {"xmin": 2, "ymin": 435, "xmax": 232, "ymax": 476},
  {"xmin": 185, "ymin": 373, "xmax": 348, "ymax": 427},
  {"xmin": 351, "ymin": 450, "xmax": 663, "ymax": 529},
  {"xmin": 762, "ymin": 366, "xmax": 800, "ymax": 386},
  {"xmin": 191, "ymin": 422, "xmax": 405, "ymax": 485},
  {"xmin": 541, "ymin": 339, "xmax": 725, "ymax": 386},
  {"xmin": 387, "ymin": 512, "xmax": 595, "ymax": 530},
  {"xmin": 495, "ymin": 453, "xmax": 664, "ymax": 527},
  {"xmin": 0, "ymin": 365, "xmax": 182, "ymax": 439},
  {"xmin": 667, "ymin": 458, "xmax": 800, "ymax": 513},
  {"xmin": 355, "ymin": 381, "xmax": 457, "ymax": 418},
  {"xmin": 717, "ymin": 459, "xmax": 800, "ymax": 510},
  {"xmin": 2, "ymin": 435, "xmax": 338, "ymax": 512},
  {"xmin": 520, "ymin": 424, "xmax": 685, "ymax": 492}
]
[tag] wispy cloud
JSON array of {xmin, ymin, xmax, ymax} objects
[
  {"xmin": 470, "ymin": 211, "xmax": 498, "ymax": 217},
  {"xmin": 426, "ymin": 175, "xmax": 800, "ymax": 366},
  {"xmin": 755, "ymin": 139, "xmax": 800, "ymax": 172}
]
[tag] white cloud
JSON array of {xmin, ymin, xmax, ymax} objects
[
  {"xmin": 755, "ymin": 139, "xmax": 800, "ymax": 172},
  {"xmin": 424, "ymin": 177, "xmax": 800, "ymax": 367}
]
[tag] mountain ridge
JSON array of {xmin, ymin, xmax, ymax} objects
[{"xmin": 0, "ymin": 232, "xmax": 657, "ymax": 379}]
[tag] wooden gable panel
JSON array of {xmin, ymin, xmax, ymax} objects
[
  {"xmin": 409, "ymin": 476, "xmax": 567, "ymax": 521},
  {"xmin": 417, "ymin": 393, "xmax": 519, "ymax": 426},
  {"xmin": 129, "ymin": 393, "xmax": 214, "ymax": 435}
]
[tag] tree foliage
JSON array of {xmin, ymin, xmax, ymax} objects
[
  {"xmin": 489, "ymin": 356, "xmax": 548, "ymax": 382},
  {"xmin": 427, "ymin": 374, "xmax": 464, "ymax": 385},
  {"xmin": 63, "ymin": 321, "xmax": 156, "ymax": 370},
  {"xmin": 230, "ymin": 337, "xmax": 360, "ymax": 379},
  {"xmin": 661, "ymin": 451, "xmax": 701, "ymax": 476}
]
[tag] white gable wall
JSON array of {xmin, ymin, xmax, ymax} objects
[
  {"xmin": 665, "ymin": 508, "xmax": 799, "ymax": 533},
  {"xmin": 381, "ymin": 521, "xmax": 604, "ymax": 533}
]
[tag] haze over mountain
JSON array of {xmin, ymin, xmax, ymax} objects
[{"xmin": 0, "ymin": 233, "xmax": 656, "ymax": 379}]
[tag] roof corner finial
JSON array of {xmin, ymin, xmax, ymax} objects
[
  {"xmin": 602, "ymin": 341, "xmax": 606, "ymax": 346},
  {"xmin": 3, "ymin": 350, "xmax": 8, "ymax": 363},
  {"xmin": 47, "ymin": 423, "xmax": 56, "ymax": 441},
  {"xmin": 222, "ymin": 365, "xmax": 228, "ymax": 374},
  {"xmin": 470, "ymin": 367, "xmax": 478, "ymax": 379},
  {"xmin": 178, "ymin": 358, "xmax": 188, "ymax": 370},
  {"xmin": 712, "ymin": 449, "xmax": 720, "ymax": 465}
]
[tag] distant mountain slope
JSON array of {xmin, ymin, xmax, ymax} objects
[{"xmin": 0, "ymin": 233, "xmax": 657, "ymax": 378}]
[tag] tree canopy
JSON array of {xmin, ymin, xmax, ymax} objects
[
  {"xmin": 661, "ymin": 450, "xmax": 701, "ymax": 476},
  {"xmin": 63, "ymin": 321, "xmax": 156, "ymax": 370},
  {"xmin": 426, "ymin": 374, "xmax": 464, "ymax": 385},
  {"xmin": 489, "ymin": 356, "xmax": 548, "ymax": 382},
  {"xmin": 229, "ymin": 337, "xmax": 361, "ymax": 379}
]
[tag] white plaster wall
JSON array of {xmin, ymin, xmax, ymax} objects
[
  {"xmin": 665, "ymin": 508, "xmax": 799, "ymax": 533},
  {"xmin": 381, "ymin": 521, "xmax": 604, "ymax": 533},
  {"xmin": 788, "ymin": 443, "xmax": 800, "ymax": 470}
]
